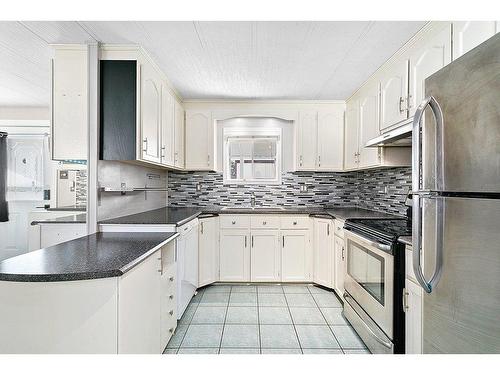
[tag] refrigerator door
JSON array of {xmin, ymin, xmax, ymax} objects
[
  {"xmin": 423, "ymin": 33, "xmax": 500, "ymax": 193},
  {"xmin": 420, "ymin": 196, "xmax": 500, "ymax": 353}
]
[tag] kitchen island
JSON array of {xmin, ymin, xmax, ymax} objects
[{"xmin": 0, "ymin": 232, "xmax": 178, "ymax": 354}]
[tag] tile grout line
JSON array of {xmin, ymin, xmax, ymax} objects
[
  {"xmin": 217, "ymin": 285, "xmax": 231, "ymax": 353},
  {"xmin": 256, "ymin": 286, "xmax": 262, "ymax": 354},
  {"xmin": 283, "ymin": 289, "xmax": 304, "ymax": 354},
  {"xmin": 176, "ymin": 291, "xmax": 202, "ymax": 353},
  {"xmin": 310, "ymin": 287, "xmax": 345, "ymax": 353}
]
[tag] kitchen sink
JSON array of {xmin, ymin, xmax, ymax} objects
[{"xmin": 220, "ymin": 206, "xmax": 286, "ymax": 211}]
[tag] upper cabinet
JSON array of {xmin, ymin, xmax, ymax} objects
[
  {"xmin": 344, "ymin": 100, "xmax": 359, "ymax": 170},
  {"xmin": 99, "ymin": 46, "xmax": 184, "ymax": 170},
  {"xmin": 408, "ymin": 24, "xmax": 452, "ymax": 116},
  {"xmin": 453, "ymin": 21, "xmax": 500, "ymax": 60},
  {"xmin": 52, "ymin": 45, "xmax": 88, "ymax": 161},
  {"xmin": 296, "ymin": 107, "xmax": 344, "ymax": 171},
  {"xmin": 185, "ymin": 110, "xmax": 214, "ymax": 170},
  {"xmin": 379, "ymin": 57, "xmax": 409, "ymax": 131},
  {"xmin": 358, "ymin": 82, "xmax": 382, "ymax": 168}
]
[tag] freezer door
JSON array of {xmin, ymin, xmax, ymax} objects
[
  {"xmin": 420, "ymin": 196, "xmax": 500, "ymax": 353},
  {"xmin": 423, "ymin": 33, "xmax": 500, "ymax": 193}
]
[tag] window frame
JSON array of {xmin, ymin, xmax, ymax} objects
[{"xmin": 223, "ymin": 127, "xmax": 282, "ymax": 185}]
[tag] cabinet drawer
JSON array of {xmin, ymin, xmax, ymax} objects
[
  {"xmin": 250, "ymin": 216, "xmax": 280, "ymax": 229},
  {"xmin": 220, "ymin": 215, "xmax": 251, "ymax": 229},
  {"xmin": 334, "ymin": 219, "xmax": 345, "ymax": 238},
  {"xmin": 280, "ymin": 216, "xmax": 311, "ymax": 230}
]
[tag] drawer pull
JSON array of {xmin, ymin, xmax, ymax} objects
[
  {"xmin": 169, "ymin": 294, "xmax": 174, "ymax": 300},
  {"xmin": 293, "ymin": 221, "xmax": 297, "ymax": 225},
  {"xmin": 169, "ymin": 276, "xmax": 174, "ymax": 282},
  {"xmin": 232, "ymin": 221, "xmax": 236, "ymax": 225},
  {"xmin": 263, "ymin": 221, "xmax": 267, "ymax": 225},
  {"xmin": 169, "ymin": 328, "xmax": 174, "ymax": 333},
  {"xmin": 169, "ymin": 310, "xmax": 174, "ymax": 316}
]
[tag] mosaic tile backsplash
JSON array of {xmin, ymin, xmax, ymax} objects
[{"xmin": 168, "ymin": 167, "xmax": 412, "ymax": 216}]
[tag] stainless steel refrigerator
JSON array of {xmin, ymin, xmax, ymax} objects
[{"xmin": 411, "ymin": 33, "xmax": 500, "ymax": 353}]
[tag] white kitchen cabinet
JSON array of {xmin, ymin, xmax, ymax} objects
[
  {"xmin": 296, "ymin": 111, "xmax": 317, "ymax": 170},
  {"xmin": 185, "ymin": 110, "xmax": 214, "ymax": 170},
  {"xmin": 317, "ymin": 109, "xmax": 344, "ymax": 171},
  {"xmin": 176, "ymin": 220, "xmax": 199, "ymax": 318},
  {"xmin": 51, "ymin": 45, "xmax": 88, "ymax": 161},
  {"xmin": 281, "ymin": 230, "xmax": 312, "ymax": 282},
  {"xmin": 118, "ymin": 248, "xmax": 162, "ymax": 354},
  {"xmin": 404, "ymin": 278, "xmax": 423, "ymax": 354},
  {"xmin": 453, "ymin": 21, "xmax": 500, "ymax": 60},
  {"xmin": 296, "ymin": 109, "xmax": 344, "ymax": 171},
  {"xmin": 251, "ymin": 229, "xmax": 281, "ymax": 282},
  {"xmin": 358, "ymin": 82, "xmax": 382, "ymax": 168},
  {"xmin": 219, "ymin": 229, "xmax": 250, "ymax": 282},
  {"xmin": 313, "ymin": 218, "xmax": 333, "ymax": 288},
  {"xmin": 408, "ymin": 24, "xmax": 452, "ymax": 117},
  {"xmin": 160, "ymin": 84, "xmax": 175, "ymax": 166},
  {"xmin": 174, "ymin": 99, "xmax": 185, "ymax": 169},
  {"xmin": 39, "ymin": 223, "xmax": 87, "ymax": 248},
  {"xmin": 380, "ymin": 58, "xmax": 409, "ymax": 131},
  {"xmin": 139, "ymin": 60, "xmax": 162, "ymax": 164},
  {"xmin": 344, "ymin": 100, "xmax": 360, "ymax": 170},
  {"xmin": 198, "ymin": 216, "xmax": 219, "ymax": 287},
  {"xmin": 333, "ymin": 235, "xmax": 345, "ymax": 298},
  {"xmin": 160, "ymin": 242, "xmax": 177, "ymax": 350}
]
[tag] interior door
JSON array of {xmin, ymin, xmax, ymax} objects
[
  {"xmin": 420, "ymin": 196, "xmax": 500, "ymax": 353},
  {"xmin": 380, "ymin": 59, "xmax": 409, "ymax": 131}
]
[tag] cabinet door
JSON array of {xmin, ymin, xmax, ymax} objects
[
  {"xmin": 296, "ymin": 111, "xmax": 317, "ymax": 170},
  {"xmin": 251, "ymin": 230, "xmax": 280, "ymax": 282},
  {"xmin": 174, "ymin": 100, "xmax": 185, "ymax": 168},
  {"xmin": 344, "ymin": 100, "xmax": 359, "ymax": 170},
  {"xmin": 198, "ymin": 217, "xmax": 219, "ymax": 287},
  {"xmin": 52, "ymin": 47, "xmax": 88, "ymax": 160},
  {"xmin": 313, "ymin": 219, "xmax": 333, "ymax": 287},
  {"xmin": 219, "ymin": 229, "xmax": 250, "ymax": 282},
  {"xmin": 405, "ymin": 279, "xmax": 423, "ymax": 354},
  {"xmin": 317, "ymin": 109, "xmax": 344, "ymax": 171},
  {"xmin": 119, "ymin": 250, "xmax": 161, "ymax": 354},
  {"xmin": 453, "ymin": 21, "xmax": 500, "ymax": 60},
  {"xmin": 160, "ymin": 85, "xmax": 175, "ymax": 166},
  {"xmin": 281, "ymin": 230, "xmax": 312, "ymax": 282},
  {"xmin": 380, "ymin": 59, "xmax": 409, "ymax": 131},
  {"xmin": 185, "ymin": 111, "xmax": 213, "ymax": 170},
  {"xmin": 409, "ymin": 24, "xmax": 452, "ymax": 117},
  {"xmin": 140, "ymin": 63, "xmax": 161, "ymax": 163},
  {"xmin": 333, "ymin": 236, "xmax": 345, "ymax": 297},
  {"xmin": 358, "ymin": 83, "xmax": 382, "ymax": 168}
]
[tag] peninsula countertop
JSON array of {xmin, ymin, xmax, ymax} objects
[
  {"xmin": 0, "ymin": 232, "xmax": 178, "ymax": 282},
  {"xmin": 98, "ymin": 205, "xmax": 402, "ymax": 227}
]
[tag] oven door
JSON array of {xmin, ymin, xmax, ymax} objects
[{"xmin": 344, "ymin": 230, "xmax": 394, "ymax": 339}]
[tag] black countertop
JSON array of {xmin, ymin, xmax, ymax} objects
[
  {"xmin": 99, "ymin": 206, "xmax": 401, "ymax": 227},
  {"xmin": 31, "ymin": 213, "xmax": 87, "ymax": 225},
  {"xmin": 0, "ymin": 232, "xmax": 178, "ymax": 282}
]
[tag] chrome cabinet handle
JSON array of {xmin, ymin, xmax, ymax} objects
[
  {"xmin": 282, "ymin": 236, "xmax": 285, "ymax": 248},
  {"xmin": 207, "ymin": 154, "xmax": 210, "ymax": 166},
  {"xmin": 412, "ymin": 96, "xmax": 445, "ymax": 294},
  {"xmin": 299, "ymin": 155, "xmax": 303, "ymax": 167},
  {"xmin": 344, "ymin": 293, "xmax": 392, "ymax": 349},
  {"xmin": 327, "ymin": 224, "xmax": 330, "ymax": 236},
  {"xmin": 244, "ymin": 236, "xmax": 247, "ymax": 248},
  {"xmin": 251, "ymin": 235, "xmax": 254, "ymax": 248},
  {"xmin": 402, "ymin": 288, "xmax": 409, "ymax": 311},
  {"xmin": 293, "ymin": 221, "xmax": 297, "ymax": 225},
  {"xmin": 318, "ymin": 155, "xmax": 321, "ymax": 167},
  {"xmin": 399, "ymin": 96, "xmax": 406, "ymax": 113},
  {"xmin": 341, "ymin": 246, "xmax": 345, "ymax": 261},
  {"xmin": 161, "ymin": 145, "xmax": 166, "ymax": 159},
  {"xmin": 142, "ymin": 138, "xmax": 148, "ymax": 152},
  {"xmin": 169, "ymin": 276, "xmax": 174, "ymax": 282},
  {"xmin": 262, "ymin": 221, "xmax": 266, "ymax": 225},
  {"xmin": 200, "ymin": 222, "xmax": 204, "ymax": 234},
  {"xmin": 169, "ymin": 328, "xmax": 174, "ymax": 334},
  {"xmin": 169, "ymin": 294, "xmax": 174, "ymax": 300},
  {"xmin": 169, "ymin": 310, "xmax": 174, "ymax": 316}
]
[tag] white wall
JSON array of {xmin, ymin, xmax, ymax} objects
[{"xmin": 0, "ymin": 106, "xmax": 49, "ymax": 121}]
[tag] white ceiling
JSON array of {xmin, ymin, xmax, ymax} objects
[{"xmin": 0, "ymin": 21, "xmax": 426, "ymax": 106}]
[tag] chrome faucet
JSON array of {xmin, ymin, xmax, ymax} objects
[{"xmin": 250, "ymin": 192, "xmax": 256, "ymax": 208}]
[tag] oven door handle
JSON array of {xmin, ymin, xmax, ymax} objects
[
  {"xmin": 344, "ymin": 293, "xmax": 393, "ymax": 349},
  {"xmin": 344, "ymin": 229, "xmax": 392, "ymax": 253}
]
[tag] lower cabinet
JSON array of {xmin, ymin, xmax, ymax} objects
[
  {"xmin": 160, "ymin": 242, "xmax": 177, "ymax": 350},
  {"xmin": 198, "ymin": 216, "xmax": 219, "ymax": 287},
  {"xmin": 281, "ymin": 230, "xmax": 312, "ymax": 282},
  {"xmin": 404, "ymin": 278, "xmax": 423, "ymax": 354},
  {"xmin": 219, "ymin": 229, "xmax": 250, "ymax": 282},
  {"xmin": 333, "ymin": 235, "xmax": 346, "ymax": 297},
  {"xmin": 250, "ymin": 230, "xmax": 281, "ymax": 282},
  {"xmin": 313, "ymin": 218, "xmax": 333, "ymax": 287},
  {"xmin": 118, "ymin": 248, "xmax": 162, "ymax": 354}
]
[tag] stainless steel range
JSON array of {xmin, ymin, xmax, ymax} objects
[{"xmin": 343, "ymin": 218, "xmax": 411, "ymax": 354}]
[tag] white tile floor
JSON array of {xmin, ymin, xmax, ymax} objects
[{"xmin": 164, "ymin": 283, "xmax": 370, "ymax": 354}]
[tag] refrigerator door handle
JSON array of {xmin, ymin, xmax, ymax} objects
[{"xmin": 412, "ymin": 96, "xmax": 445, "ymax": 294}]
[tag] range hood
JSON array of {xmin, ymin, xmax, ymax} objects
[{"xmin": 365, "ymin": 118, "xmax": 413, "ymax": 147}]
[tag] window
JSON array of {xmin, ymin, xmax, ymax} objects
[{"xmin": 224, "ymin": 128, "xmax": 281, "ymax": 184}]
